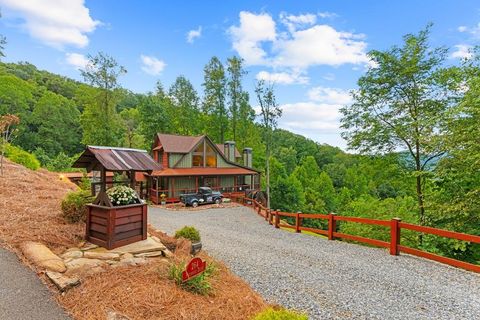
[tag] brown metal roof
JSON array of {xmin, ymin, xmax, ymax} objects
[
  {"xmin": 156, "ymin": 133, "xmax": 204, "ymax": 153},
  {"xmin": 215, "ymin": 144, "xmax": 242, "ymax": 158},
  {"xmin": 72, "ymin": 146, "xmax": 162, "ymax": 172},
  {"xmin": 150, "ymin": 167, "xmax": 258, "ymax": 177}
]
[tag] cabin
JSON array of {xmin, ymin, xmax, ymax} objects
[{"xmin": 149, "ymin": 133, "xmax": 260, "ymax": 203}]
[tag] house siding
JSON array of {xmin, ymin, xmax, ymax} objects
[
  {"xmin": 217, "ymin": 154, "xmax": 235, "ymax": 168},
  {"xmin": 171, "ymin": 176, "xmax": 196, "ymax": 197},
  {"xmin": 169, "ymin": 153, "xmax": 192, "ymax": 168}
]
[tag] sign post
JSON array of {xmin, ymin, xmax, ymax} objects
[{"xmin": 182, "ymin": 257, "xmax": 207, "ymax": 282}]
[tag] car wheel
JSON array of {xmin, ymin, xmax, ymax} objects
[
  {"xmin": 192, "ymin": 201, "xmax": 199, "ymax": 208},
  {"xmin": 214, "ymin": 198, "xmax": 221, "ymax": 204}
]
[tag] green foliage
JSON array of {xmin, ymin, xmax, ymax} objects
[
  {"xmin": 271, "ymin": 175, "xmax": 305, "ymax": 212},
  {"xmin": 341, "ymin": 195, "xmax": 418, "ymax": 247},
  {"xmin": 4, "ymin": 144, "xmax": 40, "ymax": 170},
  {"xmin": 61, "ymin": 189, "xmax": 94, "ymax": 223},
  {"xmin": 174, "ymin": 226, "xmax": 201, "ymax": 242},
  {"xmin": 168, "ymin": 261, "xmax": 216, "ymax": 295},
  {"xmin": 252, "ymin": 308, "xmax": 308, "ymax": 320},
  {"xmin": 203, "ymin": 56, "xmax": 227, "ymax": 143}
]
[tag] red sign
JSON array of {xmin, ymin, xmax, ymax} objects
[{"xmin": 182, "ymin": 257, "xmax": 207, "ymax": 282}]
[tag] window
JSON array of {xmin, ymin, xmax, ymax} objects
[
  {"xmin": 205, "ymin": 144, "xmax": 216, "ymax": 167},
  {"xmin": 192, "ymin": 142, "xmax": 204, "ymax": 167},
  {"xmin": 191, "ymin": 141, "xmax": 218, "ymax": 167}
]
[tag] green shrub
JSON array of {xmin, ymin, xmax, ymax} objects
[
  {"xmin": 253, "ymin": 308, "xmax": 308, "ymax": 320},
  {"xmin": 174, "ymin": 226, "xmax": 201, "ymax": 242},
  {"xmin": 168, "ymin": 261, "xmax": 216, "ymax": 295},
  {"xmin": 4, "ymin": 144, "xmax": 40, "ymax": 170},
  {"xmin": 61, "ymin": 189, "xmax": 94, "ymax": 223}
]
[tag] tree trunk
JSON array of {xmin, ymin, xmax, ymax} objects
[{"xmin": 266, "ymin": 135, "xmax": 270, "ymax": 209}]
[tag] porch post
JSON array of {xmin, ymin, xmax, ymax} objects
[{"xmin": 195, "ymin": 176, "xmax": 199, "ymax": 192}]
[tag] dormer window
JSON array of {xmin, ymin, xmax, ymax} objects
[
  {"xmin": 192, "ymin": 140, "xmax": 217, "ymax": 167},
  {"xmin": 192, "ymin": 142, "xmax": 204, "ymax": 167}
]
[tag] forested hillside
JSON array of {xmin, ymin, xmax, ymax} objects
[{"xmin": 0, "ymin": 26, "xmax": 479, "ymax": 264}]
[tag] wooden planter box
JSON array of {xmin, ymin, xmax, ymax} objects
[{"xmin": 86, "ymin": 203, "xmax": 147, "ymax": 250}]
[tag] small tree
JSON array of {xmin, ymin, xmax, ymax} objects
[
  {"xmin": 0, "ymin": 114, "xmax": 20, "ymax": 175},
  {"xmin": 255, "ymin": 80, "xmax": 282, "ymax": 209},
  {"xmin": 0, "ymin": 10, "xmax": 6, "ymax": 59}
]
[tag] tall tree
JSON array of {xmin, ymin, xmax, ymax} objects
[
  {"xmin": 202, "ymin": 57, "xmax": 227, "ymax": 142},
  {"xmin": 138, "ymin": 90, "xmax": 172, "ymax": 143},
  {"xmin": 169, "ymin": 76, "xmax": 200, "ymax": 135},
  {"xmin": 236, "ymin": 91, "xmax": 256, "ymax": 148},
  {"xmin": 255, "ymin": 80, "xmax": 282, "ymax": 209},
  {"xmin": 340, "ymin": 26, "xmax": 458, "ymax": 233},
  {"xmin": 80, "ymin": 52, "xmax": 127, "ymax": 146},
  {"xmin": 227, "ymin": 56, "xmax": 247, "ymax": 141}
]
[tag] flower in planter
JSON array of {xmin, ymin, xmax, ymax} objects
[{"xmin": 106, "ymin": 185, "xmax": 140, "ymax": 206}]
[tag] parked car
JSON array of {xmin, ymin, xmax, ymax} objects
[{"xmin": 180, "ymin": 187, "xmax": 223, "ymax": 207}]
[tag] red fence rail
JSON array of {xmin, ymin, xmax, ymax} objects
[{"xmin": 232, "ymin": 197, "xmax": 480, "ymax": 273}]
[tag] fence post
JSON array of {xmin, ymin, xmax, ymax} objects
[
  {"xmin": 268, "ymin": 209, "xmax": 273, "ymax": 225},
  {"xmin": 275, "ymin": 210, "xmax": 280, "ymax": 229},
  {"xmin": 328, "ymin": 213, "xmax": 336, "ymax": 240},
  {"xmin": 265, "ymin": 208, "xmax": 269, "ymax": 221},
  {"xmin": 295, "ymin": 212, "xmax": 301, "ymax": 233},
  {"xmin": 390, "ymin": 218, "xmax": 401, "ymax": 255}
]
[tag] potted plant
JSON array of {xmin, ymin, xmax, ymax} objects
[
  {"xmin": 107, "ymin": 185, "xmax": 141, "ymax": 206},
  {"xmin": 160, "ymin": 193, "xmax": 167, "ymax": 206}
]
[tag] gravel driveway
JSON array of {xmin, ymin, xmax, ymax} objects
[
  {"xmin": 149, "ymin": 206, "xmax": 480, "ymax": 320},
  {"xmin": 0, "ymin": 248, "xmax": 70, "ymax": 320}
]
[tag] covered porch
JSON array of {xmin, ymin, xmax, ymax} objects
[{"xmin": 149, "ymin": 168, "xmax": 260, "ymax": 203}]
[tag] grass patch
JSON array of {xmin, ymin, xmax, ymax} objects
[{"xmin": 253, "ymin": 307, "xmax": 308, "ymax": 319}]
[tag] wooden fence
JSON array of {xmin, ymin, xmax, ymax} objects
[{"xmin": 232, "ymin": 197, "xmax": 480, "ymax": 273}]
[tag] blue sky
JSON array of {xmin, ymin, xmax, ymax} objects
[{"xmin": 0, "ymin": 0, "xmax": 479, "ymax": 149}]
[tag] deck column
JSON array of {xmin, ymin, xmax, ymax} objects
[{"xmin": 390, "ymin": 218, "xmax": 401, "ymax": 255}]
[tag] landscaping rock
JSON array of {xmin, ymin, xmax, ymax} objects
[
  {"xmin": 116, "ymin": 257, "xmax": 147, "ymax": 267},
  {"xmin": 80, "ymin": 243, "xmax": 98, "ymax": 251},
  {"xmin": 121, "ymin": 253, "xmax": 134, "ymax": 259},
  {"xmin": 65, "ymin": 258, "xmax": 105, "ymax": 276},
  {"xmin": 162, "ymin": 249, "xmax": 174, "ymax": 258},
  {"xmin": 84, "ymin": 251, "xmax": 120, "ymax": 261},
  {"xmin": 61, "ymin": 250, "xmax": 83, "ymax": 260},
  {"xmin": 111, "ymin": 237, "xmax": 166, "ymax": 255},
  {"xmin": 134, "ymin": 251, "xmax": 163, "ymax": 258},
  {"xmin": 46, "ymin": 271, "xmax": 80, "ymax": 292},
  {"xmin": 21, "ymin": 242, "xmax": 66, "ymax": 273}
]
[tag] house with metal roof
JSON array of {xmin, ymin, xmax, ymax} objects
[{"xmin": 149, "ymin": 133, "xmax": 260, "ymax": 203}]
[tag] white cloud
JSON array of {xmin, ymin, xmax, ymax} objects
[
  {"xmin": 65, "ymin": 52, "xmax": 88, "ymax": 70},
  {"xmin": 140, "ymin": 55, "xmax": 166, "ymax": 76},
  {"xmin": 186, "ymin": 26, "xmax": 202, "ymax": 43},
  {"xmin": 228, "ymin": 11, "xmax": 369, "ymax": 69},
  {"xmin": 307, "ymin": 86, "xmax": 353, "ymax": 104},
  {"xmin": 256, "ymin": 70, "xmax": 309, "ymax": 85},
  {"xmin": 0, "ymin": 0, "xmax": 100, "ymax": 48},
  {"xmin": 323, "ymin": 73, "xmax": 335, "ymax": 81},
  {"xmin": 280, "ymin": 12, "xmax": 317, "ymax": 32},
  {"xmin": 261, "ymin": 85, "xmax": 352, "ymax": 148},
  {"xmin": 273, "ymin": 25, "xmax": 368, "ymax": 68},
  {"xmin": 451, "ymin": 44, "xmax": 473, "ymax": 60},
  {"xmin": 228, "ymin": 11, "xmax": 276, "ymax": 65},
  {"xmin": 318, "ymin": 12, "xmax": 338, "ymax": 19},
  {"xmin": 458, "ymin": 26, "xmax": 468, "ymax": 32}
]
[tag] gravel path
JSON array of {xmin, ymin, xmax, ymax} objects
[
  {"xmin": 149, "ymin": 206, "xmax": 480, "ymax": 320},
  {"xmin": 0, "ymin": 248, "xmax": 70, "ymax": 320}
]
